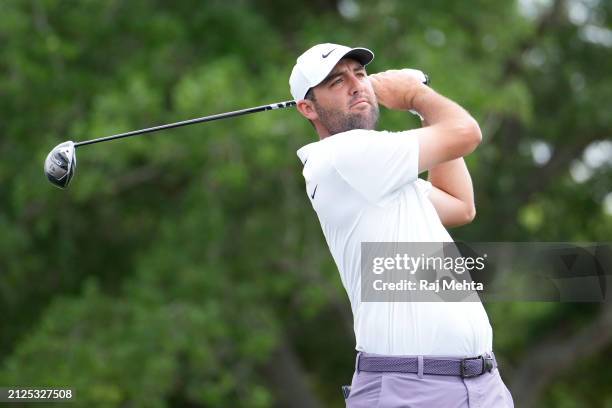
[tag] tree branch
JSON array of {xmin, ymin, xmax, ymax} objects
[
  {"xmin": 509, "ymin": 302, "xmax": 612, "ymax": 407},
  {"xmin": 500, "ymin": 0, "xmax": 567, "ymax": 82},
  {"xmin": 261, "ymin": 337, "xmax": 324, "ymax": 408},
  {"xmin": 517, "ymin": 133, "xmax": 606, "ymax": 204}
]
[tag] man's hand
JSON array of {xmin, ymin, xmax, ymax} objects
[{"xmin": 369, "ymin": 69, "xmax": 429, "ymax": 110}]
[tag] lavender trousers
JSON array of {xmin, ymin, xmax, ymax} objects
[{"xmin": 344, "ymin": 352, "xmax": 514, "ymax": 408}]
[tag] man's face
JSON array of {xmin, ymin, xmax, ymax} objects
[{"xmin": 307, "ymin": 58, "xmax": 379, "ymax": 136}]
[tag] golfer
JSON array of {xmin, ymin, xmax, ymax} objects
[{"xmin": 290, "ymin": 43, "xmax": 514, "ymax": 407}]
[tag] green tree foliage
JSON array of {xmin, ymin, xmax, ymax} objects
[{"xmin": 1, "ymin": 0, "xmax": 610, "ymax": 406}]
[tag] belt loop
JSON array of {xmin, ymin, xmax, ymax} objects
[
  {"xmin": 489, "ymin": 351, "xmax": 497, "ymax": 371},
  {"xmin": 355, "ymin": 352, "xmax": 361, "ymax": 374},
  {"xmin": 417, "ymin": 355, "xmax": 424, "ymax": 379}
]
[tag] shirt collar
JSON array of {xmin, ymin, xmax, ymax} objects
[{"xmin": 296, "ymin": 141, "xmax": 319, "ymax": 165}]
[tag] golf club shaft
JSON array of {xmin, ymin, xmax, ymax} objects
[{"xmin": 74, "ymin": 100, "xmax": 297, "ymax": 148}]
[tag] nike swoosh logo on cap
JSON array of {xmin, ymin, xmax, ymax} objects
[
  {"xmin": 310, "ymin": 185, "xmax": 318, "ymax": 199},
  {"xmin": 322, "ymin": 49, "xmax": 336, "ymax": 58}
]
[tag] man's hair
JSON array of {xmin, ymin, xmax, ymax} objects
[{"xmin": 305, "ymin": 88, "xmax": 316, "ymax": 102}]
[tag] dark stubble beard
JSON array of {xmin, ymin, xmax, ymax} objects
[{"xmin": 314, "ymin": 100, "xmax": 380, "ymax": 136}]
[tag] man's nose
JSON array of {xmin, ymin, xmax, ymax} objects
[{"xmin": 347, "ymin": 73, "xmax": 364, "ymax": 94}]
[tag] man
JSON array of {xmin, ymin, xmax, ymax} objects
[{"xmin": 290, "ymin": 43, "xmax": 514, "ymax": 407}]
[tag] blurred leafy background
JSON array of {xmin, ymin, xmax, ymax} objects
[{"xmin": 1, "ymin": 0, "xmax": 611, "ymax": 406}]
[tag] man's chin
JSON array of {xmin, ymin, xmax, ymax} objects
[
  {"xmin": 347, "ymin": 117, "xmax": 378, "ymax": 131},
  {"xmin": 353, "ymin": 109, "xmax": 379, "ymax": 130}
]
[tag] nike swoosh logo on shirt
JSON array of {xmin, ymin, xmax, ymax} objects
[
  {"xmin": 311, "ymin": 185, "xmax": 318, "ymax": 199},
  {"xmin": 322, "ymin": 49, "xmax": 335, "ymax": 58}
]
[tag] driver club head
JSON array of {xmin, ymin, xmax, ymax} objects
[{"xmin": 44, "ymin": 141, "xmax": 76, "ymax": 189}]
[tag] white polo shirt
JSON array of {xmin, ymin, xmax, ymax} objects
[{"xmin": 297, "ymin": 129, "xmax": 493, "ymax": 356}]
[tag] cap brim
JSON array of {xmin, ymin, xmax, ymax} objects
[{"xmin": 342, "ymin": 48, "xmax": 374, "ymax": 66}]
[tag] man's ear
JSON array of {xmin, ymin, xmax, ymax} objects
[{"xmin": 296, "ymin": 99, "xmax": 319, "ymax": 121}]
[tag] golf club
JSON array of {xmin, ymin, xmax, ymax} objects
[
  {"xmin": 44, "ymin": 72, "xmax": 429, "ymax": 189},
  {"xmin": 44, "ymin": 100, "xmax": 297, "ymax": 189}
]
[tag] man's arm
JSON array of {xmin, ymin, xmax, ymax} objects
[
  {"xmin": 369, "ymin": 70, "xmax": 481, "ymax": 227},
  {"xmin": 427, "ymin": 157, "xmax": 477, "ymax": 227},
  {"xmin": 421, "ymin": 118, "xmax": 476, "ymax": 227}
]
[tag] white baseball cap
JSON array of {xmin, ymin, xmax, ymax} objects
[{"xmin": 289, "ymin": 43, "xmax": 374, "ymax": 101}]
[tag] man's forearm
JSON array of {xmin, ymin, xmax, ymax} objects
[
  {"xmin": 411, "ymin": 85, "xmax": 478, "ymax": 130},
  {"xmin": 427, "ymin": 158, "xmax": 475, "ymax": 209}
]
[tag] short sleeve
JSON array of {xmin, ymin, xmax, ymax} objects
[{"xmin": 329, "ymin": 129, "xmax": 420, "ymax": 203}]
